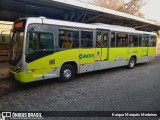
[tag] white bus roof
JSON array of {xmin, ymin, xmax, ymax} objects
[{"xmin": 26, "ymin": 17, "xmax": 157, "ymax": 35}]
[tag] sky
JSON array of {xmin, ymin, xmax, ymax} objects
[{"xmin": 141, "ymin": 0, "xmax": 160, "ymax": 22}]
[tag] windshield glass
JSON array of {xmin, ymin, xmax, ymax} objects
[{"xmin": 9, "ymin": 31, "xmax": 24, "ymax": 64}]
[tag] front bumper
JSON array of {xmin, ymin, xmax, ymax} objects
[{"xmin": 9, "ymin": 69, "xmax": 28, "ymax": 83}]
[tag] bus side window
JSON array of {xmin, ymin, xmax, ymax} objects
[
  {"xmin": 111, "ymin": 32, "xmax": 115, "ymax": 47},
  {"xmin": 129, "ymin": 34, "xmax": 138, "ymax": 47},
  {"xmin": 28, "ymin": 32, "xmax": 37, "ymax": 53},
  {"xmin": 139, "ymin": 35, "xmax": 142, "ymax": 46},
  {"xmin": 28, "ymin": 32, "xmax": 53, "ymax": 54},
  {"xmin": 116, "ymin": 33, "xmax": 128, "ymax": 47},
  {"xmin": 81, "ymin": 31, "xmax": 93, "ymax": 48},
  {"xmin": 149, "ymin": 36, "xmax": 157, "ymax": 47},
  {"xmin": 39, "ymin": 34, "xmax": 45, "ymax": 49},
  {"xmin": 103, "ymin": 31, "xmax": 108, "ymax": 47},
  {"xmin": 153, "ymin": 36, "xmax": 157, "ymax": 46},
  {"xmin": 39, "ymin": 33, "xmax": 53, "ymax": 50},
  {"xmin": 142, "ymin": 35, "xmax": 149, "ymax": 47},
  {"xmin": 96, "ymin": 31, "xmax": 102, "ymax": 47},
  {"xmin": 59, "ymin": 29, "xmax": 79, "ymax": 49}
]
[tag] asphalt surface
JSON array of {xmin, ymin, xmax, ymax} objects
[{"xmin": 0, "ymin": 56, "xmax": 160, "ymax": 120}]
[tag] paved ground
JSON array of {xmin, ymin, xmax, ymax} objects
[
  {"xmin": 0, "ymin": 57, "xmax": 160, "ymax": 120},
  {"xmin": 0, "ymin": 62, "xmax": 9, "ymax": 80}
]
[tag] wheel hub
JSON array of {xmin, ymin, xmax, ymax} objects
[
  {"xmin": 130, "ymin": 60, "xmax": 135, "ymax": 67},
  {"xmin": 63, "ymin": 69, "xmax": 71, "ymax": 79}
]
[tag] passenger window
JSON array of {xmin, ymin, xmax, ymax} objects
[
  {"xmin": 111, "ymin": 32, "xmax": 115, "ymax": 47},
  {"xmin": 103, "ymin": 31, "xmax": 108, "ymax": 47},
  {"xmin": 96, "ymin": 31, "xmax": 102, "ymax": 47},
  {"xmin": 28, "ymin": 32, "xmax": 53, "ymax": 54},
  {"xmin": 142, "ymin": 35, "xmax": 149, "ymax": 47},
  {"xmin": 81, "ymin": 31, "xmax": 93, "ymax": 48},
  {"xmin": 149, "ymin": 36, "xmax": 157, "ymax": 47},
  {"xmin": 116, "ymin": 33, "xmax": 128, "ymax": 47},
  {"xmin": 128, "ymin": 34, "xmax": 138, "ymax": 47},
  {"xmin": 96, "ymin": 31, "xmax": 108, "ymax": 47},
  {"xmin": 59, "ymin": 29, "xmax": 79, "ymax": 48},
  {"xmin": 139, "ymin": 35, "xmax": 142, "ymax": 46}
]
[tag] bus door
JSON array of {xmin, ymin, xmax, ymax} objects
[
  {"xmin": 95, "ymin": 30, "xmax": 109, "ymax": 70},
  {"xmin": 141, "ymin": 35, "xmax": 149, "ymax": 56},
  {"xmin": 95, "ymin": 30, "xmax": 102, "ymax": 70},
  {"xmin": 101, "ymin": 31, "xmax": 109, "ymax": 61}
]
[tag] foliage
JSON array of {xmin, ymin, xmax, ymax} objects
[{"xmin": 88, "ymin": 0, "xmax": 146, "ymax": 17}]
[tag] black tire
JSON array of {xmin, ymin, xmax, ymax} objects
[
  {"xmin": 128, "ymin": 57, "xmax": 136, "ymax": 69},
  {"xmin": 59, "ymin": 64, "xmax": 75, "ymax": 83}
]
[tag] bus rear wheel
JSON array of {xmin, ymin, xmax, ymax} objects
[
  {"xmin": 128, "ymin": 57, "xmax": 136, "ymax": 69},
  {"xmin": 59, "ymin": 64, "xmax": 75, "ymax": 83}
]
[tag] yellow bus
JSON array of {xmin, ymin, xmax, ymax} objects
[{"xmin": 9, "ymin": 17, "xmax": 157, "ymax": 83}]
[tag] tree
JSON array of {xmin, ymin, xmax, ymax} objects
[
  {"xmin": 119, "ymin": 0, "xmax": 146, "ymax": 17},
  {"xmin": 88, "ymin": 0, "xmax": 121, "ymax": 10},
  {"xmin": 88, "ymin": 0, "xmax": 146, "ymax": 17}
]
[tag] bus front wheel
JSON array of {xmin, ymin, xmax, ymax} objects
[
  {"xmin": 128, "ymin": 57, "xmax": 136, "ymax": 69},
  {"xmin": 59, "ymin": 64, "xmax": 75, "ymax": 83}
]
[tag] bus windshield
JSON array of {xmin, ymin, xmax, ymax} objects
[{"xmin": 9, "ymin": 30, "xmax": 24, "ymax": 64}]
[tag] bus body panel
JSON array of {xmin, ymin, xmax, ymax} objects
[
  {"xmin": 27, "ymin": 49, "xmax": 80, "ymax": 82},
  {"xmin": 108, "ymin": 48, "xmax": 128, "ymax": 61},
  {"xmin": 101, "ymin": 48, "xmax": 108, "ymax": 60},
  {"xmin": 141, "ymin": 47, "xmax": 148, "ymax": 56},
  {"xmin": 79, "ymin": 48, "xmax": 95, "ymax": 65},
  {"xmin": 127, "ymin": 47, "xmax": 141, "ymax": 60},
  {"xmin": 8, "ymin": 17, "xmax": 157, "ymax": 83},
  {"xmin": 148, "ymin": 47, "xmax": 156, "ymax": 56},
  {"xmin": 94, "ymin": 48, "xmax": 102, "ymax": 70},
  {"xmin": 9, "ymin": 69, "xmax": 28, "ymax": 83},
  {"xmin": 27, "ymin": 68, "xmax": 58, "ymax": 82}
]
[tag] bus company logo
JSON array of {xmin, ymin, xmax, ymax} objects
[
  {"xmin": 79, "ymin": 54, "xmax": 94, "ymax": 59},
  {"xmin": 0, "ymin": 112, "xmax": 44, "ymax": 120}
]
